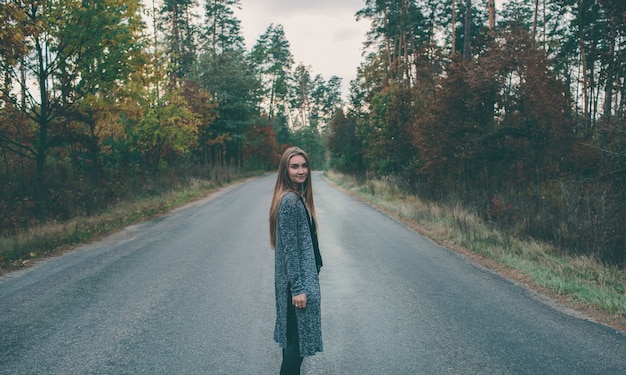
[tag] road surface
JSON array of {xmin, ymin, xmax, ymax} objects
[{"xmin": 1, "ymin": 172, "xmax": 625, "ymax": 374}]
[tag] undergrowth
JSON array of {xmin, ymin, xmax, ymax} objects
[
  {"xmin": 324, "ymin": 170, "xmax": 626, "ymax": 329},
  {"xmin": 0, "ymin": 172, "xmax": 258, "ymax": 273}
]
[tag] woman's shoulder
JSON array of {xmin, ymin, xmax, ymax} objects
[
  {"xmin": 278, "ymin": 191, "xmax": 301, "ymax": 209},
  {"xmin": 280, "ymin": 191, "xmax": 299, "ymax": 202}
]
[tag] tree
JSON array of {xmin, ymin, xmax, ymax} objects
[
  {"xmin": 358, "ymin": 82, "xmax": 418, "ymax": 177},
  {"xmin": 488, "ymin": 0, "xmax": 495, "ymax": 36},
  {"xmin": 250, "ymin": 24, "xmax": 294, "ymax": 127},
  {"xmin": 195, "ymin": 0, "xmax": 260, "ymax": 167},
  {"xmin": 0, "ymin": 0, "xmax": 144, "ymax": 218},
  {"xmin": 451, "ymin": 0, "xmax": 457, "ymax": 55},
  {"xmin": 242, "ymin": 123, "xmax": 280, "ymax": 170},
  {"xmin": 290, "ymin": 64, "xmax": 313, "ymax": 128},
  {"xmin": 327, "ymin": 108, "xmax": 364, "ymax": 174},
  {"xmin": 414, "ymin": 60, "xmax": 491, "ymax": 191},
  {"xmin": 160, "ymin": 0, "xmax": 198, "ymax": 80},
  {"xmin": 202, "ymin": 0, "xmax": 244, "ymax": 54},
  {"xmin": 181, "ymin": 81, "xmax": 218, "ymax": 166},
  {"xmin": 596, "ymin": 0, "xmax": 626, "ymax": 120},
  {"xmin": 356, "ymin": 0, "xmax": 430, "ymax": 86},
  {"xmin": 194, "ymin": 49, "xmax": 260, "ymax": 166},
  {"xmin": 463, "ymin": 0, "xmax": 472, "ymax": 60},
  {"xmin": 348, "ymin": 0, "xmax": 625, "ymax": 263},
  {"xmin": 133, "ymin": 88, "xmax": 200, "ymax": 175},
  {"xmin": 416, "ymin": 26, "xmax": 575, "ymax": 204},
  {"xmin": 308, "ymin": 74, "xmax": 343, "ymax": 132}
]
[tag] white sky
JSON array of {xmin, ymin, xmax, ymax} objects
[{"xmin": 234, "ymin": 0, "xmax": 370, "ymax": 99}]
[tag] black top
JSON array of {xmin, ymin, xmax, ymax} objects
[{"xmin": 301, "ymin": 196, "xmax": 323, "ymax": 273}]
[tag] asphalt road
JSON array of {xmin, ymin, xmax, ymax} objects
[{"xmin": 1, "ymin": 172, "xmax": 625, "ymax": 374}]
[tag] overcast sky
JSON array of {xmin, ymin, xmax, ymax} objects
[{"xmin": 234, "ymin": 0, "xmax": 370, "ymax": 99}]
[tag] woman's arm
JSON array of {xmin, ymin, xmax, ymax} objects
[{"xmin": 278, "ymin": 194, "xmax": 305, "ymax": 297}]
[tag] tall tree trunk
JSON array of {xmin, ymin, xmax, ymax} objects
[
  {"xmin": 488, "ymin": 0, "xmax": 495, "ymax": 37},
  {"xmin": 619, "ymin": 62, "xmax": 625, "ymax": 117},
  {"xmin": 171, "ymin": 1, "xmax": 181, "ymax": 83},
  {"xmin": 35, "ymin": 33, "xmax": 49, "ymax": 221},
  {"xmin": 589, "ymin": 40, "xmax": 598, "ymax": 128},
  {"xmin": 579, "ymin": 30, "xmax": 589, "ymax": 131},
  {"xmin": 383, "ymin": 7, "xmax": 392, "ymax": 80},
  {"xmin": 451, "ymin": 0, "xmax": 456, "ymax": 56},
  {"xmin": 531, "ymin": 0, "xmax": 539, "ymax": 46},
  {"xmin": 152, "ymin": 0, "xmax": 160, "ymax": 98},
  {"xmin": 269, "ymin": 75, "xmax": 276, "ymax": 126},
  {"xmin": 602, "ymin": 15, "xmax": 616, "ymax": 118},
  {"xmin": 85, "ymin": 114, "xmax": 102, "ymax": 215},
  {"xmin": 542, "ymin": 0, "xmax": 547, "ymax": 50},
  {"xmin": 463, "ymin": 0, "xmax": 471, "ymax": 61},
  {"xmin": 20, "ymin": 59, "xmax": 27, "ymax": 109},
  {"xmin": 401, "ymin": 0, "xmax": 410, "ymax": 86}
]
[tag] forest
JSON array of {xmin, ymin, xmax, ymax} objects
[{"xmin": 1, "ymin": 0, "xmax": 625, "ymax": 266}]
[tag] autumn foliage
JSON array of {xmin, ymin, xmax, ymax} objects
[{"xmin": 328, "ymin": 1, "xmax": 626, "ymax": 265}]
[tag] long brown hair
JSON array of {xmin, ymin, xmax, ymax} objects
[{"xmin": 269, "ymin": 147, "xmax": 317, "ymax": 249}]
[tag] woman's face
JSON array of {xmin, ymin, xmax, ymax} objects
[{"xmin": 288, "ymin": 154, "xmax": 308, "ymax": 185}]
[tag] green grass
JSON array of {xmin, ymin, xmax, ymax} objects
[{"xmin": 324, "ymin": 170, "xmax": 626, "ymax": 329}]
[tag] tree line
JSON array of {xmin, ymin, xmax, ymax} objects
[
  {"xmin": 1, "ymin": 0, "xmax": 624, "ymax": 266},
  {"xmin": 327, "ymin": 0, "xmax": 625, "ymax": 265},
  {"xmin": 0, "ymin": 0, "xmax": 337, "ymax": 234}
]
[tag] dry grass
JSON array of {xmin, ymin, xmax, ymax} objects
[
  {"xmin": 324, "ymin": 170, "xmax": 626, "ymax": 331},
  {"xmin": 0, "ymin": 174, "xmax": 256, "ymax": 273}
]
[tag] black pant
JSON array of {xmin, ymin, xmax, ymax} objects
[{"xmin": 280, "ymin": 294, "xmax": 303, "ymax": 375}]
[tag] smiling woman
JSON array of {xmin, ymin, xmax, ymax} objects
[
  {"xmin": 269, "ymin": 146, "xmax": 323, "ymax": 374},
  {"xmin": 287, "ymin": 155, "xmax": 308, "ymax": 185}
]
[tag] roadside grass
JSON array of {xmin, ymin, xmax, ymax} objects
[
  {"xmin": 0, "ymin": 172, "xmax": 260, "ymax": 273},
  {"xmin": 324, "ymin": 170, "xmax": 626, "ymax": 330}
]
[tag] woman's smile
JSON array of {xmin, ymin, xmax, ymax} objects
[{"xmin": 288, "ymin": 155, "xmax": 308, "ymax": 184}]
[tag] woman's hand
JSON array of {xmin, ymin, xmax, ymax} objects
[{"xmin": 292, "ymin": 293, "xmax": 307, "ymax": 309}]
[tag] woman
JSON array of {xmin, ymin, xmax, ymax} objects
[{"xmin": 269, "ymin": 147, "xmax": 323, "ymax": 375}]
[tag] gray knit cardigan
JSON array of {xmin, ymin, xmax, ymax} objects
[{"xmin": 273, "ymin": 192, "xmax": 323, "ymax": 357}]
